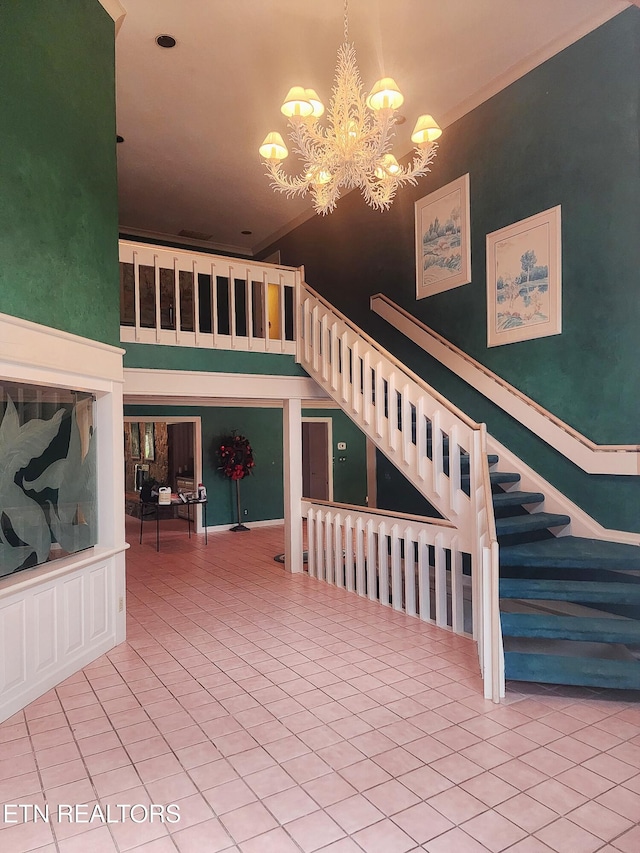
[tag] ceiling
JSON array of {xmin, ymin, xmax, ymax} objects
[{"xmin": 115, "ymin": 0, "xmax": 629, "ymax": 257}]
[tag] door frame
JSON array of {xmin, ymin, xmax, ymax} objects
[
  {"xmin": 301, "ymin": 416, "xmax": 333, "ymax": 502},
  {"xmin": 123, "ymin": 416, "xmax": 204, "ymax": 531}
]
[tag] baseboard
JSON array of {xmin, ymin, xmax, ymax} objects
[{"xmin": 206, "ymin": 518, "xmax": 285, "ymax": 533}]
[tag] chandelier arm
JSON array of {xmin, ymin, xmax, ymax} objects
[
  {"xmin": 265, "ymin": 163, "xmax": 310, "ymax": 197},
  {"xmin": 360, "ymin": 174, "xmax": 397, "ymax": 211},
  {"xmin": 290, "ymin": 122, "xmax": 329, "ymax": 162},
  {"xmin": 393, "ymin": 142, "xmax": 439, "ymax": 182}
]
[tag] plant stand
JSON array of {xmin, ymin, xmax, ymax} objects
[{"xmin": 230, "ymin": 478, "xmax": 249, "ymax": 532}]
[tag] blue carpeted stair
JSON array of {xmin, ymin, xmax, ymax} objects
[{"xmin": 486, "ymin": 460, "xmax": 640, "ymax": 690}]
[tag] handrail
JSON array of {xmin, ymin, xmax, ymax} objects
[
  {"xmin": 302, "ymin": 498, "xmax": 457, "ymax": 528},
  {"xmin": 371, "ymin": 293, "xmax": 639, "ymax": 475},
  {"xmin": 304, "ymin": 498, "xmax": 473, "ymax": 632},
  {"xmin": 304, "ymin": 283, "xmax": 480, "ymax": 432}
]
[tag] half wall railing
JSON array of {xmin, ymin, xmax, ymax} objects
[
  {"xmin": 298, "ymin": 283, "xmax": 504, "ymax": 700},
  {"xmin": 119, "ymin": 240, "xmax": 299, "ymax": 355},
  {"xmin": 305, "ymin": 500, "xmax": 465, "ymax": 624}
]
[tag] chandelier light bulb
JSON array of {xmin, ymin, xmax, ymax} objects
[
  {"xmin": 258, "ymin": 132, "xmax": 288, "ymax": 161},
  {"xmin": 411, "ymin": 114, "xmax": 442, "ymax": 146},
  {"xmin": 375, "ymin": 153, "xmax": 401, "ymax": 179},
  {"xmin": 304, "ymin": 89, "xmax": 325, "ymax": 117},
  {"xmin": 367, "ymin": 77, "xmax": 404, "ymax": 112},
  {"xmin": 281, "ymin": 87, "xmax": 314, "ymax": 118}
]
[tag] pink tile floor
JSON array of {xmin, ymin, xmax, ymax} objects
[{"xmin": 1, "ymin": 520, "xmax": 639, "ymax": 852}]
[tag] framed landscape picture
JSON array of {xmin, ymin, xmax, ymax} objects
[
  {"xmin": 486, "ymin": 205, "xmax": 562, "ymax": 347},
  {"xmin": 415, "ymin": 173, "xmax": 471, "ymax": 299}
]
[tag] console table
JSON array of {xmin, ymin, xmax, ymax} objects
[{"xmin": 139, "ymin": 498, "xmax": 208, "ymax": 551}]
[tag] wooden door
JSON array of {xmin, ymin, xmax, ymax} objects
[{"xmin": 302, "ymin": 421, "xmax": 330, "ymax": 501}]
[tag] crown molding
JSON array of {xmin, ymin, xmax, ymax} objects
[
  {"xmin": 98, "ymin": 0, "xmax": 126, "ymax": 34},
  {"xmin": 437, "ymin": 2, "xmax": 629, "ymax": 131}
]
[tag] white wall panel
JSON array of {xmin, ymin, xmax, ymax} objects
[
  {"xmin": 89, "ymin": 565, "xmax": 108, "ymax": 640},
  {"xmin": 64, "ymin": 575, "xmax": 84, "ymax": 655},
  {"xmin": 1, "ymin": 600, "xmax": 26, "ymax": 694},
  {"xmin": 34, "ymin": 588, "xmax": 57, "ymax": 673},
  {"xmin": 0, "ymin": 557, "xmax": 118, "ymax": 722}
]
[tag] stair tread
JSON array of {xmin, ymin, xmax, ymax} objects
[
  {"xmin": 461, "ymin": 470, "xmax": 520, "ymax": 485},
  {"xmin": 500, "ymin": 536, "xmax": 640, "ymax": 570},
  {"xmin": 504, "ymin": 650, "xmax": 640, "ymax": 689},
  {"xmin": 496, "ymin": 512, "xmax": 570, "ymax": 536},
  {"xmin": 500, "ymin": 578, "xmax": 640, "ymax": 603},
  {"xmin": 492, "ymin": 491, "xmax": 545, "ymax": 507},
  {"xmin": 460, "ymin": 454, "xmax": 499, "ymax": 470},
  {"xmin": 501, "ymin": 613, "xmax": 640, "ymax": 643}
]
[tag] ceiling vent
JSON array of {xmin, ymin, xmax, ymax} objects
[{"xmin": 178, "ymin": 229, "xmax": 213, "ymax": 241}]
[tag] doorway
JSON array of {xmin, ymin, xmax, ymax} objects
[
  {"xmin": 123, "ymin": 416, "xmax": 203, "ymax": 528},
  {"xmin": 302, "ymin": 417, "xmax": 333, "ymax": 502}
]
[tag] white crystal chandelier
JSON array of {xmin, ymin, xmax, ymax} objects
[{"xmin": 259, "ymin": 0, "xmax": 442, "ymax": 215}]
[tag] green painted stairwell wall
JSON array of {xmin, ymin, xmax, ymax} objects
[
  {"xmin": 0, "ymin": 0, "xmax": 119, "ymax": 346},
  {"xmin": 260, "ymin": 8, "xmax": 640, "ymax": 533}
]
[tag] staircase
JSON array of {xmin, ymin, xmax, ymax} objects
[
  {"xmin": 298, "ymin": 281, "xmax": 640, "ymax": 696},
  {"xmin": 299, "ymin": 283, "xmax": 504, "ymax": 699},
  {"xmin": 488, "ymin": 459, "xmax": 640, "ymax": 689}
]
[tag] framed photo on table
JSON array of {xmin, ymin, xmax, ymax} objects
[
  {"xmin": 415, "ymin": 173, "xmax": 471, "ymax": 299},
  {"xmin": 486, "ymin": 205, "xmax": 562, "ymax": 347}
]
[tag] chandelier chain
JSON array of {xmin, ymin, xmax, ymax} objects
[{"xmin": 343, "ymin": 0, "xmax": 349, "ymax": 43}]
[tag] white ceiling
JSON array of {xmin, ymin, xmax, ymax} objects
[{"xmin": 115, "ymin": 0, "xmax": 629, "ymax": 256}]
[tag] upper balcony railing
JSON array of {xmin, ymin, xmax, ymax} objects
[{"xmin": 119, "ymin": 240, "xmax": 300, "ymax": 355}]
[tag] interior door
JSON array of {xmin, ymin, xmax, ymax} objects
[{"xmin": 302, "ymin": 421, "xmax": 330, "ymax": 501}]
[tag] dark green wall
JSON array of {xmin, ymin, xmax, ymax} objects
[
  {"xmin": 124, "ymin": 405, "xmax": 368, "ymax": 526},
  {"xmin": 123, "ymin": 343, "xmax": 307, "ymax": 375},
  {"xmin": 375, "ymin": 451, "xmax": 441, "ymax": 519},
  {"xmin": 0, "ymin": 0, "xmax": 119, "ymax": 345},
  {"xmin": 261, "ymin": 9, "xmax": 640, "ymax": 533}
]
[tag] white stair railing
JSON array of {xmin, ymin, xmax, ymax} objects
[
  {"xmin": 305, "ymin": 501, "xmax": 469, "ymax": 632},
  {"xmin": 298, "ymin": 283, "xmax": 504, "ymax": 700},
  {"xmin": 119, "ymin": 240, "xmax": 299, "ymax": 355}
]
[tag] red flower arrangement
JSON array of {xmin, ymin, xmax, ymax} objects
[{"xmin": 217, "ymin": 433, "xmax": 255, "ymax": 481}]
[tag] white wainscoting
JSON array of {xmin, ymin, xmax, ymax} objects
[
  {"xmin": 0, "ymin": 548, "xmax": 124, "ymax": 722},
  {"xmin": 0, "ymin": 311, "xmax": 127, "ymax": 723}
]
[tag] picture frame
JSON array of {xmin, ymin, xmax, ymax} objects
[
  {"xmin": 130, "ymin": 422, "xmax": 141, "ymax": 460},
  {"xmin": 486, "ymin": 205, "xmax": 561, "ymax": 347},
  {"xmin": 415, "ymin": 173, "xmax": 471, "ymax": 299},
  {"xmin": 143, "ymin": 422, "xmax": 155, "ymax": 461}
]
